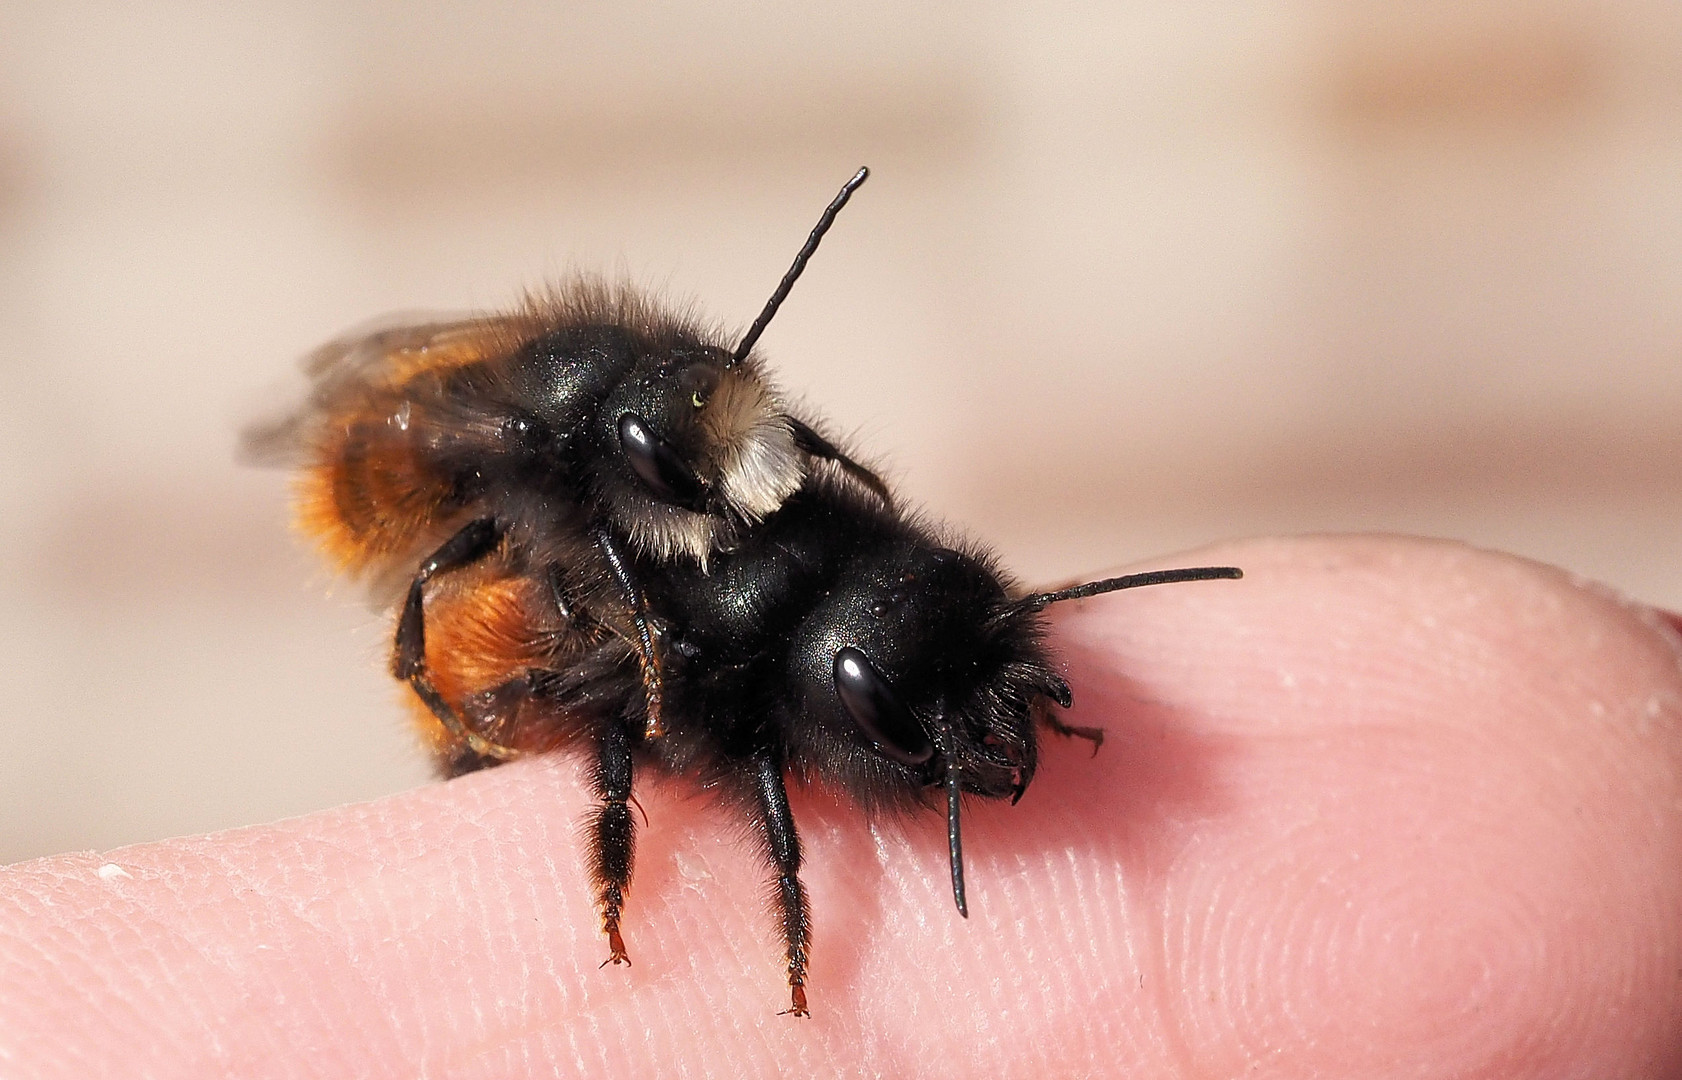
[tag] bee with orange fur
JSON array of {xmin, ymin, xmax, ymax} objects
[{"xmin": 249, "ymin": 171, "xmax": 883, "ymax": 765}]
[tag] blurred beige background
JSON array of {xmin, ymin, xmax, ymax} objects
[{"xmin": 2, "ymin": 2, "xmax": 1679, "ymax": 863}]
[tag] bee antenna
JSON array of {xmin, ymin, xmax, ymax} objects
[
  {"xmin": 730, "ymin": 166, "xmax": 870, "ymax": 366},
  {"xmin": 1019, "ymin": 566, "xmax": 1243, "ymax": 613},
  {"xmin": 934, "ymin": 717, "xmax": 969, "ymax": 918}
]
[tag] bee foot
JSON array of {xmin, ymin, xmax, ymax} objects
[
  {"xmin": 463, "ymin": 732, "xmax": 521, "ymax": 761},
  {"xmin": 600, "ymin": 928, "xmax": 631, "ymax": 967},
  {"xmin": 777, "ymin": 984, "xmax": 810, "ymax": 1018},
  {"xmin": 1045, "ymin": 718, "xmax": 1105, "ymax": 756}
]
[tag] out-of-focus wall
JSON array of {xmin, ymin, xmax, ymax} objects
[{"xmin": 2, "ymin": 2, "xmax": 1679, "ymax": 862}]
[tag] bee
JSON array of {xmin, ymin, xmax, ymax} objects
[
  {"xmin": 249, "ymin": 168, "xmax": 1242, "ymax": 1016},
  {"xmin": 248, "ymin": 170, "xmax": 887, "ymax": 751}
]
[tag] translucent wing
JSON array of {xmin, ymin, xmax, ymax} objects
[
  {"xmin": 243, "ymin": 310, "xmax": 540, "ymax": 585},
  {"xmin": 242, "ymin": 310, "xmax": 503, "ymax": 467}
]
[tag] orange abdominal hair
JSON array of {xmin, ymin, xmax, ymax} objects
[
  {"xmin": 281, "ymin": 315, "xmax": 534, "ymax": 576},
  {"xmin": 295, "ymin": 432, "xmax": 453, "ymax": 575},
  {"xmin": 398, "ymin": 557, "xmax": 567, "ymax": 753}
]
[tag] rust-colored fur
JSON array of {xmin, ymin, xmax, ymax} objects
[{"xmin": 296, "ymin": 422, "xmax": 458, "ymax": 574}]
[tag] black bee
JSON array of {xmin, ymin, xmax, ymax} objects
[{"xmin": 249, "ymin": 168, "xmax": 1242, "ymax": 1016}]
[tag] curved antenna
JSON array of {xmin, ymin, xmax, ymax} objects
[
  {"xmin": 1019, "ymin": 566, "xmax": 1242, "ymax": 613},
  {"xmin": 730, "ymin": 166, "xmax": 870, "ymax": 366}
]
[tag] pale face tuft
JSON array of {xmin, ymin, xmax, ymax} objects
[
  {"xmin": 704, "ymin": 370, "xmax": 804, "ymax": 524},
  {"xmin": 620, "ymin": 365, "xmax": 806, "ymax": 566}
]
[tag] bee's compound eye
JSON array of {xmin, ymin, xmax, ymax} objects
[
  {"xmin": 618, "ymin": 412, "xmax": 708, "ymax": 511},
  {"xmin": 833, "ymin": 646, "xmax": 933, "ymax": 765}
]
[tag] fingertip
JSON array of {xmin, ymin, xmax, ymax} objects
[{"xmin": 1038, "ymin": 534, "xmax": 1682, "ymax": 1075}]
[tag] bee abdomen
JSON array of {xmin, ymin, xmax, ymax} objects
[
  {"xmin": 296, "ymin": 416, "xmax": 464, "ymax": 574},
  {"xmin": 403, "ymin": 558, "xmax": 624, "ymax": 768},
  {"xmin": 420, "ymin": 566, "xmax": 563, "ymax": 704}
]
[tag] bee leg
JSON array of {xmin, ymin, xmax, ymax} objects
[
  {"xmin": 749, "ymin": 754, "xmax": 811, "ymax": 1017},
  {"xmin": 545, "ymin": 564, "xmax": 604, "ymax": 641},
  {"xmin": 1041, "ymin": 712, "xmax": 1105, "ymax": 756},
  {"xmin": 589, "ymin": 716, "xmax": 636, "ymax": 967},
  {"xmin": 788, "ymin": 416, "xmax": 892, "ymax": 508},
  {"xmin": 394, "ymin": 518, "xmax": 520, "ymax": 761},
  {"xmin": 591, "ymin": 525, "xmax": 666, "ymax": 740},
  {"xmin": 442, "ymin": 685, "xmax": 526, "ymax": 778}
]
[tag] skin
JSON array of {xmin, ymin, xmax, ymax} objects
[{"xmin": 2, "ymin": 534, "xmax": 1680, "ymax": 1078}]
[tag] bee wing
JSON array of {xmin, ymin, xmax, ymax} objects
[
  {"xmin": 241, "ymin": 310, "xmax": 508, "ymax": 467},
  {"xmin": 242, "ymin": 309, "xmax": 545, "ymax": 609},
  {"xmin": 299, "ymin": 310, "xmax": 488, "ymax": 382}
]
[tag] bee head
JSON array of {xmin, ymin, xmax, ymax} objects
[
  {"xmin": 788, "ymin": 544, "xmax": 1068, "ymax": 915},
  {"xmin": 601, "ymin": 165, "xmax": 871, "ymax": 565},
  {"xmin": 603, "ymin": 347, "xmax": 803, "ymax": 563},
  {"xmin": 792, "ymin": 544, "xmax": 1242, "ymax": 917}
]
